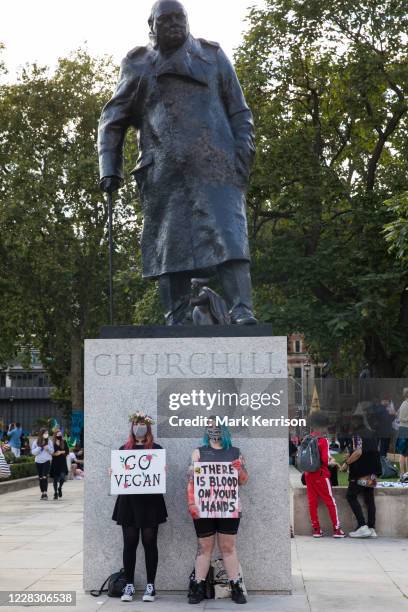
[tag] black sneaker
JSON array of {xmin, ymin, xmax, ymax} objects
[
  {"xmin": 53, "ymin": 493, "xmax": 58, "ymax": 500},
  {"xmin": 188, "ymin": 580, "xmax": 206, "ymax": 604},
  {"xmin": 40, "ymin": 493, "xmax": 46, "ymax": 500},
  {"xmin": 230, "ymin": 580, "xmax": 247, "ymax": 604},
  {"xmin": 142, "ymin": 583, "xmax": 156, "ymax": 602}
]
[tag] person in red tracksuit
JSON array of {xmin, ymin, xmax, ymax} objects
[{"xmin": 304, "ymin": 412, "xmax": 345, "ymax": 538}]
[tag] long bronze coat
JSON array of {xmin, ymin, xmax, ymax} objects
[{"xmin": 98, "ymin": 35, "xmax": 255, "ymax": 278}]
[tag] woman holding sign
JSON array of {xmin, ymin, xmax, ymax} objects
[
  {"xmin": 112, "ymin": 413, "xmax": 167, "ymax": 603},
  {"xmin": 187, "ymin": 420, "xmax": 248, "ymax": 605}
]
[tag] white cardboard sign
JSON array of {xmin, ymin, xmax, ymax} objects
[
  {"xmin": 111, "ymin": 449, "xmax": 166, "ymax": 495},
  {"xmin": 194, "ymin": 461, "xmax": 239, "ymax": 518}
]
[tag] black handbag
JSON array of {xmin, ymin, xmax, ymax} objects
[{"xmin": 90, "ymin": 569, "xmax": 127, "ymax": 598}]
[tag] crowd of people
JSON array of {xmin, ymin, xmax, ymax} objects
[
  {"xmin": 2, "ymin": 390, "xmax": 408, "ymax": 605},
  {"xmin": 0, "ymin": 421, "xmax": 85, "ymax": 498},
  {"xmin": 292, "ymin": 388, "xmax": 408, "ymax": 540}
]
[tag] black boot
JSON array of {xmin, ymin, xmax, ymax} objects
[
  {"xmin": 230, "ymin": 580, "xmax": 247, "ymax": 604},
  {"xmin": 159, "ymin": 272, "xmax": 192, "ymax": 326},
  {"xmin": 217, "ymin": 261, "xmax": 258, "ymax": 326},
  {"xmin": 188, "ymin": 580, "xmax": 206, "ymax": 604}
]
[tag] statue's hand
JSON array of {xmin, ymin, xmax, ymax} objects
[{"xmin": 100, "ymin": 176, "xmax": 122, "ymax": 193}]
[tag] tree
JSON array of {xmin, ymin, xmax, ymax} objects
[
  {"xmin": 0, "ymin": 49, "xmax": 142, "ymax": 410},
  {"xmin": 384, "ymin": 192, "xmax": 408, "ymax": 261},
  {"xmin": 236, "ymin": 0, "xmax": 408, "ymax": 376}
]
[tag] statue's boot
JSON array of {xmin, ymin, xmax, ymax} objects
[
  {"xmin": 158, "ymin": 272, "xmax": 192, "ymax": 325},
  {"xmin": 217, "ymin": 261, "xmax": 258, "ymax": 325}
]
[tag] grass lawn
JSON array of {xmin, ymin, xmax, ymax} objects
[{"xmin": 331, "ymin": 452, "xmax": 400, "ymax": 486}]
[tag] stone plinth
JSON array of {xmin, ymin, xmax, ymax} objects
[{"xmin": 83, "ymin": 327, "xmax": 291, "ymax": 593}]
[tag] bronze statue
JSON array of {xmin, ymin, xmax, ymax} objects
[
  {"xmin": 99, "ymin": 0, "xmax": 257, "ymax": 326},
  {"xmin": 190, "ymin": 279, "xmax": 230, "ymax": 325}
]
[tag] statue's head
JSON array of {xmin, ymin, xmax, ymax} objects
[{"xmin": 149, "ymin": 0, "xmax": 189, "ymax": 51}]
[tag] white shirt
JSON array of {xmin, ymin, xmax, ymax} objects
[{"xmin": 31, "ymin": 440, "xmax": 54, "ymax": 463}]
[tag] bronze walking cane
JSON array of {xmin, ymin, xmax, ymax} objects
[{"xmin": 107, "ymin": 190, "xmax": 114, "ymax": 325}]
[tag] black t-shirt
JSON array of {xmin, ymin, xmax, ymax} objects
[
  {"xmin": 348, "ymin": 433, "xmax": 382, "ymax": 480},
  {"xmin": 119, "ymin": 443, "xmax": 162, "ymax": 451}
]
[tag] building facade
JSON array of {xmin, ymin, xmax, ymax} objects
[
  {"xmin": 0, "ymin": 350, "xmax": 65, "ymax": 434},
  {"xmin": 287, "ymin": 333, "xmax": 325, "ymax": 419}
]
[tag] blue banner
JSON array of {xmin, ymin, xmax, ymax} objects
[{"xmin": 71, "ymin": 411, "xmax": 84, "ymax": 444}]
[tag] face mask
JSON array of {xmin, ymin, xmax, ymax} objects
[
  {"xmin": 207, "ymin": 427, "xmax": 222, "ymax": 441},
  {"xmin": 133, "ymin": 425, "xmax": 148, "ymax": 438},
  {"xmin": 56, "ymin": 435, "xmax": 62, "ymax": 439},
  {"xmin": 43, "ymin": 432, "xmax": 49, "ymax": 439}
]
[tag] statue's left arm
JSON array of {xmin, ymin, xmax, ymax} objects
[{"xmin": 217, "ymin": 48, "xmax": 256, "ymax": 183}]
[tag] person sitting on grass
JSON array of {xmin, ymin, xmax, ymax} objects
[{"xmin": 304, "ymin": 411, "xmax": 345, "ymax": 538}]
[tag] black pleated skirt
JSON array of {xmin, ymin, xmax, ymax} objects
[{"xmin": 112, "ymin": 493, "xmax": 168, "ymax": 527}]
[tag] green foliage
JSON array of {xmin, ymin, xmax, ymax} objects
[
  {"xmin": 1, "ymin": 450, "xmax": 37, "ymax": 479},
  {"xmin": 236, "ymin": 0, "xmax": 408, "ymax": 376},
  {"xmin": 9, "ymin": 461, "xmax": 37, "ymax": 480},
  {"xmin": 33, "ymin": 417, "xmax": 54, "ymax": 432},
  {"xmin": 3, "ymin": 451, "xmax": 14, "ymax": 464},
  {"xmin": 11, "ymin": 455, "xmax": 35, "ymax": 464},
  {"xmin": 0, "ymin": 49, "xmax": 143, "ymax": 406},
  {"xmin": 133, "ymin": 283, "xmax": 164, "ymax": 326},
  {"xmin": 384, "ymin": 192, "xmax": 408, "ymax": 260}
]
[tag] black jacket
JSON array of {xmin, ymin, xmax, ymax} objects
[{"xmin": 50, "ymin": 441, "xmax": 69, "ymax": 477}]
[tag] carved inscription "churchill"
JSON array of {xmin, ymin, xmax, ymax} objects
[{"xmin": 93, "ymin": 352, "xmax": 282, "ymax": 378}]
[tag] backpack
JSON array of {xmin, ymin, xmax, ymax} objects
[
  {"xmin": 296, "ymin": 435, "xmax": 321, "ymax": 472},
  {"xmin": 211, "ymin": 558, "xmax": 247, "ymax": 599},
  {"xmin": 380, "ymin": 456, "xmax": 399, "ymax": 479},
  {"xmin": 90, "ymin": 569, "xmax": 127, "ymax": 598}
]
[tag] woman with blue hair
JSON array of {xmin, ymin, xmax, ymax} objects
[{"xmin": 187, "ymin": 419, "xmax": 249, "ymax": 605}]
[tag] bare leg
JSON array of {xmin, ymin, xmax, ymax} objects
[
  {"xmin": 400, "ymin": 455, "xmax": 408, "ymax": 474},
  {"xmin": 217, "ymin": 533, "xmax": 239, "ymax": 581},
  {"xmin": 194, "ymin": 536, "xmax": 215, "ymax": 581}
]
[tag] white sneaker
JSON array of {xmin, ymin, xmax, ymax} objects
[
  {"xmin": 349, "ymin": 525, "xmax": 372, "ymax": 538},
  {"xmin": 369, "ymin": 528, "xmax": 378, "ymax": 538},
  {"xmin": 142, "ymin": 583, "xmax": 156, "ymax": 602},
  {"xmin": 121, "ymin": 584, "xmax": 135, "ymax": 602}
]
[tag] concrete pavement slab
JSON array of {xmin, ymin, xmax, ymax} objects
[
  {"xmin": 1, "ymin": 480, "xmax": 408, "ymax": 611},
  {"xmin": 386, "ymin": 573, "xmax": 408, "ymax": 597},
  {"xmin": 0, "ymin": 569, "xmax": 51, "ymax": 590}
]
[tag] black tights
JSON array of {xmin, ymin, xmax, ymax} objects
[
  {"xmin": 122, "ymin": 525, "xmax": 159, "ymax": 585},
  {"xmin": 36, "ymin": 461, "xmax": 50, "ymax": 492},
  {"xmin": 346, "ymin": 481, "xmax": 376, "ymax": 528},
  {"xmin": 53, "ymin": 473, "xmax": 66, "ymax": 493}
]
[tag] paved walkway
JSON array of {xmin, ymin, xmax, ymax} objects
[{"xmin": 1, "ymin": 481, "xmax": 408, "ymax": 611}]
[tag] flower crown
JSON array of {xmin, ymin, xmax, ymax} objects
[{"xmin": 129, "ymin": 412, "xmax": 154, "ymax": 426}]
